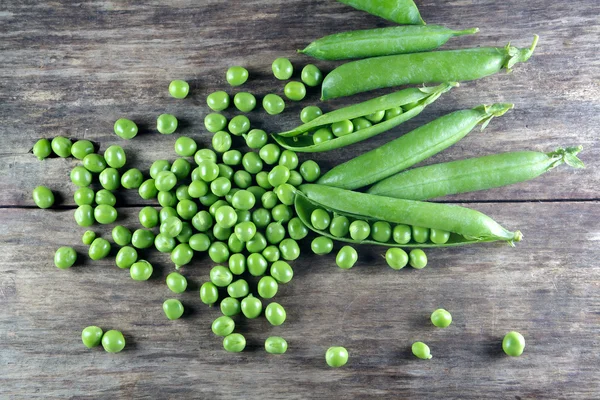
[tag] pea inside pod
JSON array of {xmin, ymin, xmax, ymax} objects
[
  {"xmin": 295, "ymin": 184, "xmax": 522, "ymax": 247},
  {"xmin": 273, "ymin": 83, "xmax": 456, "ymax": 153}
]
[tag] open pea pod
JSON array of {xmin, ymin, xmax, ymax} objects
[
  {"xmin": 296, "ymin": 184, "xmax": 522, "ymax": 248},
  {"xmin": 272, "ymin": 82, "xmax": 456, "ymax": 152}
]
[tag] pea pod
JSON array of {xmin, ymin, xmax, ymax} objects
[
  {"xmin": 321, "ymin": 35, "xmax": 539, "ymax": 100},
  {"xmin": 299, "ymin": 26, "xmax": 479, "ymax": 61},
  {"xmin": 273, "ymin": 83, "xmax": 456, "ymax": 152},
  {"xmin": 368, "ymin": 147, "xmax": 585, "ymax": 200},
  {"xmin": 297, "ymin": 184, "xmax": 522, "ymax": 247},
  {"xmin": 318, "ymin": 103, "xmax": 513, "ymax": 190},
  {"xmin": 338, "ymin": 0, "xmax": 425, "ymax": 26}
]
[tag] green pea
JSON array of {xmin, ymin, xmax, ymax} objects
[
  {"xmin": 172, "ymin": 158, "xmax": 191, "ymax": 181},
  {"xmin": 262, "ymin": 245, "xmax": 280, "ymax": 262},
  {"xmin": 103, "ymin": 145, "xmax": 126, "ymax": 169},
  {"xmin": 112, "ymin": 225, "xmax": 132, "ymax": 246},
  {"xmin": 366, "ymin": 110, "xmax": 386, "ymax": 123},
  {"xmin": 93, "ymin": 204, "xmax": 117, "ymax": 224},
  {"xmin": 212, "ymin": 130, "xmax": 232, "ymax": 153},
  {"xmin": 81, "ymin": 326, "xmax": 103, "ymax": 348},
  {"xmin": 409, "ymin": 249, "xmax": 427, "ymax": 269},
  {"xmin": 99, "ymin": 168, "xmax": 120, "ymax": 191},
  {"xmin": 209, "ymin": 200, "xmax": 229, "ymax": 216},
  {"xmin": 265, "ymin": 336, "xmax": 288, "ymax": 354},
  {"xmin": 268, "ymin": 165, "xmax": 290, "ymax": 187},
  {"xmin": 130, "ymin": 260, "xmax": 153, "ymax": 280},
  {"xmin": 174, "ymin": 136, "xmax": 197, "ymax": 157},
  {"xmin": 204, "ymin": 113, "xmax": 228, "ymax": 133},
  {"xmin": 101, "ymin": 330, "xmax": 125, "ymax": 353},
  {"xmin": 331, "ymin": 119, "xmax": 354, "ymax": 137},
  {"xmin": 233, "ymin": 170, "xmax": 252, "ymax": 189},
  {"xmin": 231, "ymin": 190, "xmax": 255, "ymax": 211},
  {"xmin": 240, "ymin": 152, "xmax": 261, "ymax": 175},
  {"xmin": 207, "ymin": 91, "xmax": 230, "ymax": 111},
  {"xmin": 299, "ymin": 160, "xmax": 320, "ymax": 182},
  {"xmin": 95, "ymin": 189, "xmax": 116, "ymax": 206},
  {"xmin": 412, "ymin": 226, "xmax": 429, "ymax": 243},
  {"xmin": 371, "ymin": 221, "xmax": 392, "ymax": 242},
  {"xmin": 271, "ymin": 204, "xmax": 291, "ymax": 223},
  {"xmin": 188, "ymin": 233, "xmax": 211, "ymax": 252},
  {"xmin": 301, "ymin": 64, "xmax": 323, "ymax": 87},
  {"xmin": 171, "ymin": 243, "xmax": 194, "ymax": 266},
  {"xmin": 33, "ymin": 138, "xmax": 52, "ymax": 160},
  {"xmin": 244, "ymin": 129, "xmax": 268, "ymax": 149},
  {"xmin": 138, "ymin": 206, "xmax": 158, "ymax": 228},
  {"xmin": 430, "ymin": 228, "xmax": 450, "ymax": 244},
  {"xmin": 210, "ymin": 265, "xmax": 233, "ymax": 287},
  {"xmin": 272, "ymin": 57, "xmax": 293, "ymax": 80},
  {"xmin": 158, "ymin": 190, "xmax": 177, "ymax": 208},
  {"xmin": 270, "ymin": 260, "xmax": 294, "ymax": 284},
  {"xmin": 214, "ymin": 206, "xmax": 236, "ymax": 229},
  {"xmin": 310, "ymin": 208, "xmax": 331, "ymax": 230},
  {"xmin": 197, "ymin": 160, "xmax": 220, "ymax": 182},
  {"xmin": 326, "ymin": 346, "xmax": 349, "ymax": 367},
  {"xmin": 176, "ymin": 184, "xmax": 192, "ymax": 201},
  {"xmin": 169, "ymin": 80, "xmax": 189, "ymax": 99},
  {"xmin": 412, "ymin": 342, "xmax": 432, "ymax": 359},
  {"xmin": 247, "ymin": 253, "xmax": 268, "ymax": 276},
  {"xmin": 228, "ymin": 115, "xmax": 251, "ymax": 136},
  {"xmin": 233, "ymin": 92, "xmax": 256, "ymax": 112},
  {"xmin": 246, "ymin": 231, "xmax": 267, "ymax": 253},
  {"xmin": 262, "ymin": 94, "xmax": 285, "ymax": 115},
  {"xmin": 200, "ymin": 282, "xmax": 219, "ymax": 305},
  {"xmin": 226, "ymin": 66, "xmax": 249, "ymax": 86},
  {"xmin": 83, "ymin": 153, "xmax": 106, "ymax": 173},
  {"xmin": 211, "ymin": 177, "xmax": 232, "ymax": 198},
  {"xmin": 227, "ymin": 279, "xmax": 249, "ymax": 299},
  {"xmin": 54, "ymin": 246, "xmax": 77, "ymax": 269},
  {"xmin": 194, "ymin": 148, "xmax": 218, "ymax": 165},
  {"xmin": 149, "ymin": 160, "xmax": 170, "ymax": 179},
  {"xmin": 188, "ymin": 180, "xmax": 208, "ymax": 199},
  {"xmin": 160, "ymin": 207, "xmax": 178, "ymax": 223},
  {"xmin": 223, "ymin": 333, "xmax": 246, "ymax": 353},
  {"xmin": 131, "ymin": 229, "xmax": 155, "ymax": 249},
  {"xmin": 163, "ymin": 299, "xmax": 184, "ymax": 320},
  {"xmin": 284, "ymin": 81, "xmax": 306, "ymax": 101},
  {"xmin": 336, "ymin": 246, "xmax": 358, "ymax": 269},
  {"xmin": 241, "ymin": 294, "xmax": 262, "ymax": 319},
  {"xmin": 257, "ymin": 276, "xmax": 278, "ymax": 299},
  {"xmin": 223, "ymin": 150, "xmax": 242, "ymax": 167},
  {"xmin": 89, "ymin": 238, "xmax": 111, "ymax": 261},
  {"xmin": 74, "ymin": 205, "xmax": 93, "ymax": 227},
  {"xmin": 229, "ymin": 253, "xmax": 246, "ymax": 275},
  {"xmin": 431, "ymin": 308, "xmax": 452, "ymax": 328},
  {"xmin": 155, "ymin": 233, "xmax": 176, "ymax": 253},
  {"xmin": 251, "ymin": 209, "xmax": 271, "ymax": 229},
  {"xmin": 265, "ymin": 222, "xmax": 285, "ymax": 245},
  {"xmin": 208, "ymin": 241, "xmax": 229, "ymax": 263},
  {"xmin": 502, "ymin": 331, "xmax": 525, "ymax": 357},
  {"xmin": 279, "ymin": 149, "xmax": 299, "ymax": 169},
  {"xmin": 51, "ymin": 136, "xmax": 72, "ymax": 157},
  {"xmin": 116, "ymin": 246, "xmax": 137, "ymax": 269},
  {"xmin": 386, "ymin": 248, "xmax": 408, "ymax": 270},
  {"xmin": 311, "ymin": 236, "xmax": 333, "ymax": 255},
  {"xmin": 352, "ymin": 117, "xmax": 372, "ymax": 131},
  {"xmin": 384, "ymin": 106, "xmax": 403, "ymax": 120},
  {"xmin": 259, "ymin": 143, "xmax": 281, "ymax": 165},
  {"xmin": 279, "ymin": 238, "xmax": 299, "ymax": 261},
  {"xmin": 349, "ymin": 220, "xmax": 370, "ymax": 241},
  {"xmin": 261, "ymin": 191, "xmax": 278, "ymax": 209},
  {"xmin": 114, "ymin": 118, "xmax": 138, "ymax": 139},
  {"xmin": 228, "ymin": 233, "xmax": 243, "ymax": 252},
  {"xmin": 393, "ymin": 224, "xmax": 412, "ymax": 244},
  {"xmin": 313, "ymin": 127, "xmax": 334, "ymax": 144},
  {"xmin": 287, "ymin": 217, "xmax": 308, "ymax": 240},
  {"xmin": 176, "ymin": 222, "xmax": 193, "ymax": 243},
  {"xmin": 255, "ymin": 171, "xmax": 272, "ymax": 190},
  {"xmin": 212, "ymin": 316, "xmax": 235, "ymax": 337},
  {"xmin": 265, "ymin": 302, "xmax": 286, "ymax": 326},
  {"xmin": 329, "ymin": 215, "xmax": 350, "ymax": 238},
  {"xmin": 220, "ymin": 297, "xmax": 241, "ymax": 317},
  {"xmin": 71, "ymin": 140, "xmax": 95, "ymax": 160},
  {"xmin": 32, "ymin": 186, "xmax": 54, "ymax": 209},
  {"xmin": 213, "ymin": 223, "xmax": 232, "ymax": 242},
  {"xmin": 233, "ymin": 221, "xmax": 256, "ymax": 243},
  {"xmin": 155, "ymin": 113, "xmax": 178, "ymax": 135},
  {"xmin": 82, "ymin": 230, "xmax": 96, "ymax": 245},
  {"xmin": 74, "ymin": 187, "xmax": 94, "ymax": 206}
]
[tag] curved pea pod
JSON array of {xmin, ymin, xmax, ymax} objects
[
  {"xmin": 338, "ymin": 0, "xmax": 425, "ymax": 26},
  {"xmin": 273, "ymin": 83, "xmax": 456, "ymax": 153},
  {"xmin": 368, "ymin": 146, "xmax": 585, "ymax": 200},
  {"xmin": 299, "ymin": 26, "xmax": 479, "ymax": 61},
  {"xmin": 321, "ymin": 35, "xmax": 539, "ymax": 100},
  {"xmin": 318, "ymin": 103, "xmax": 513, "ymax": 190},
  {"xmin": 297, "ymin": 184, "xmax": 522, "ymax": 247}
]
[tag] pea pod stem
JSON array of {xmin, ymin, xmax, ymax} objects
[
  {"xmin": 272, "ymin": 83, "xmax": 456, "ymax": 152},
  {"xmin": 298, "ymin": 184, "xmax": 522, "ymax": 246},
  {"xmin": 318, "ymin": 103, "xmax": 513, "ymax": 190},
  {"xmin": 321, "ymin": 35, "xmax": 539, "ymax": 100},
  {"xmin": 368, "ymin": 146, "xmax": 585, "ymax": 200},
  {"xmin": 338, "ymin": 0, "xmax": 425, "ymax": 26},
  {"xmin": 299, "ymin": 26, "xmax": 479, "ymax": 61}
]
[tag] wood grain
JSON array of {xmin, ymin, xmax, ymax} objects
[{"xmin": 1, "ymin": 0, "xmax": 599, "ymax": 398}]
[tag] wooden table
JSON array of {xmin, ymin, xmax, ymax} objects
[{"xmin": 1, "ymin": 1, "xmax": 598, "ymax": 398}]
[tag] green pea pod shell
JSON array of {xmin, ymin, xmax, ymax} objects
[
  {"xmin": 297, "ymin": 184, "xmax": 522, "ymax": 247},
  {"xmin": 368, "ymin": 146, "xmax": 585, "ymax": 200},
  {"xmin": 338, "ymin": 0, "xmax": 425, "ymax": 25},
  {"xmin": 318, "ymin": 103, "xmax": 513, "ymax": 190},
  {"xmin": 299, "ymin": 26, "xmax": 479, "ymax": 61},
  {"xmin": 321, "ymin": 35, "xmax": 539, "ymax": 100},
  {"xmin": 273, "ymin": 83, "xmax": 456, "ymax": 152}
]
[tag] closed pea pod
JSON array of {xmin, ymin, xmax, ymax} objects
[
  {"xmin": 273, "ymin": 83, "xmax": 455, "ymax": 152},
  {"xmin": 338, "ymin": 0, "xmax": 424, "ymax": 25},
  {"xmin": 321, "ymin": 36, "xmax": 538, "ymax": 100},
  {"xmin": 318, "ymin": 103, "xmax": 513, "ymax": 189},
  {"xmin": 368, "ymin": 147, "xmax": 585, "ymax": 200}
]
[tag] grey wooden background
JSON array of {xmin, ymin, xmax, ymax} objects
[{"xmin": 1, "ymin": 0, "xmax": 599, "ymax": 399}]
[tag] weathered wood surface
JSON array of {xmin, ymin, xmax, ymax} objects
[{"xmin": 0, "ymin": 0, "xmax": 599, "ymax": 398}]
